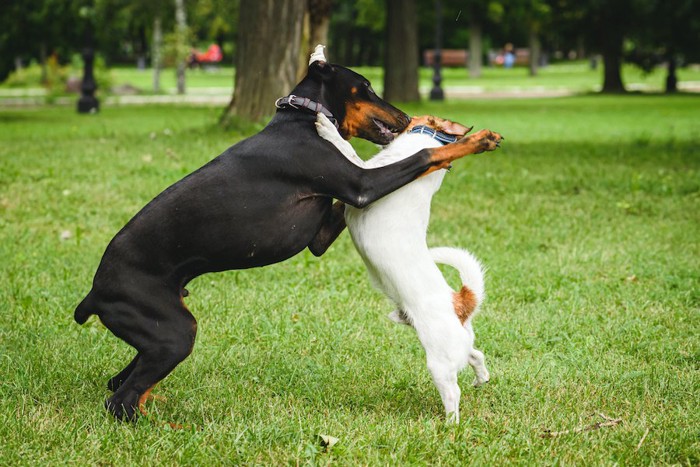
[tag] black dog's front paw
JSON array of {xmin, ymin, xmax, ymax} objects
[{"xmin": 105, "ymin": 391, "xmax": 140, "ymax": 422}]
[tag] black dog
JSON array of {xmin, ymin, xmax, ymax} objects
[{"xmin": 75, "ymin": 56, "xmax": 501, "ymax": 421}]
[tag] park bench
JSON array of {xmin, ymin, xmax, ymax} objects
[
  {"xmin": 188, "ymin": 44, "xmax": 223, "ymax": 68},
  {"xmin": 423, "ymin": 49, "xmax": 468, "ymax": 67}
]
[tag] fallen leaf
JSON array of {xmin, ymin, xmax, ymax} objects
[{"xmin": 318, "ymin": 434, "xmax": 339, "ymax": 449}]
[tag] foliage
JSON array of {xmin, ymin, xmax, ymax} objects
[
  {"xmin": 2, "ymin": 61, "xmax": 68, "ymax": 90},
  {"xmin": 0, "ymin": 96, "xmax": 698, "ymax": 464},
  {"xmin": 190, "ymin": 0, "xmax": 237, "ymax": 40},
  {"xmin": 0, "ymin": 0, "xmax": 87, "ymax": 81},
  {"xmin": 625, "ymin": 0, "xmax": 700, "ymax": 71},
  {"xmin": 1, "ymin": 54, "xmax": 113, "ymax": 96}
]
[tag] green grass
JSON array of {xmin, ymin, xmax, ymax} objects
[
  {"xmin": 106, "ymin": 61, "xmax": 700, "ymax": 94},
  {"xmin": 1, "ymin": 95, "xmax": 698, "ymax": 464},
  {"xmin": 102, "ymin": 62, "xmax": 700, "ymax": 93},
  {"xmin": 4, "ymin": 61, "xmax": 700, "ymax": 97}
]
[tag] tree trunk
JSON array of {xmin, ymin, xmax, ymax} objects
[
  {"xmin": 528, "ymin": 27, "xmax": 541, "ymax": 77},
  {"xmin": 297, "ymin": 0, "xmax": 331, "ymax": 82},
  {"xmin": 221, "ymin": 0, "xmax": 306, "ymax": 125},
  {"xmin": 174, "ymin": 0, "xmax": 187, "ymax": 95},
  {"xmin": 665, "ymin": 54, "xmax": 677, "ymax": 93},
  {"xmin": 600, "ymin": 34, "xmax": 625, "ymax": 93},
  {"xmin": 468, "ymin": 18, "xmax": 482, "ymax": 78},
  {"xmin": 136, "ymin": 25, "xmax": 147, "ymax": 70},
  {"xmin": 297, "ymin": 10, "xmax": 311, "ymax": 83},
  {"xmin": 152, "ymin": 16, "xmax": 162, "ymax": 93},
  {"xmin": 308, "ymin": 0, "xmax": 331, "ymax": 52},
  {"xmin": 39, "ymin": 42, "xmax": 48, "ymax": 85},
  {"xmin": 383, "ymin": 0, "xmax": 419, "ymax": 102}
]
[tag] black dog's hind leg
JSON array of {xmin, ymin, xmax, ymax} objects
[
  {"xmin": 107, "ymin": 354, "xmax": 140, "ymax": 392},
  {"xmin": 100, "ymin": 297, "xmax": 197, "ymax": 421}
]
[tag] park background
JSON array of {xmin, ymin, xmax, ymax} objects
[{"xmin": 1, "ymin": 0, "xmax": 698, "ymax": 465}]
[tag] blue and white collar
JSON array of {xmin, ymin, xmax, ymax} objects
[{"xmin": 408, "ymin": 125, "xmax": 459, "ymax": 145}]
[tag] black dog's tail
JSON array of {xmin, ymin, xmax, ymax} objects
[{"xmin": 74, "ymin": 291, "xmax": 97, "ymax": 324}]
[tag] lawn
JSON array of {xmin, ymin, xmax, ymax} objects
[
  {"xmin": 106, "ymin": 61, "xmax": 700, "ymax": 94},
  {"xmin": 4, "ymin": 61, "xmax": 700, "ymax": 99},
  {"xmin": 0, "ymin": 95, "xmax": 698, "ymax": 464}
]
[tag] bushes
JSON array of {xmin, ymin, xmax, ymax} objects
[{"xmin": 1, "ymin": 53, "xmax": 113, "ymax": 95}]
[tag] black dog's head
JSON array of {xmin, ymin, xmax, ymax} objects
[{"xmin": 306, "ymin": 60, "xmax": 410, "ymax": 145}]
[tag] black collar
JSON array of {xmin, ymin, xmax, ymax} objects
[
  {"xmin": 408, "ymin": 125, "xmax": 459, "ymax": 145},
  {"xmin": 275, "ymin": 94, "xmax": 339, "ymax": 128}
]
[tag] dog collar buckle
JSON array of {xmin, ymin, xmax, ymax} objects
[{"xmin": 275, "ymin": 94, "xmax": 339, "ymax": 129}]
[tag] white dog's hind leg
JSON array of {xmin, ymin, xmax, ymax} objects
[
  {"xmin": 469, "ymin": 348, "xmax": 490, "ymax": 386},
  {"xmin": 387, "ymin": 309, "xmax": 411, "ymax": 325},
  {"xmin": 465, "ymin": 322, "xmax": 490, "ymax": 386},
  {"xmin": 315, "ymin": 113, "xmax": 366, "ymax": 167}
]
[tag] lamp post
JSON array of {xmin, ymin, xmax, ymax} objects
[
  {"xmin": 77, "ymin": 47, "xmax": 99, "ymax": 113},
  {"xmin": 77, "ymin": 7, "xmax": 99, "ymax": 113},
  {"xmin": 429, "ymin": 0, "xmax": 444, "ymax": 101}
]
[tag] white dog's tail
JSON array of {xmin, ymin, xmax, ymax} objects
[{"xmin": 430, "ymin": 247, "xmax": 485, "ymax": 323}]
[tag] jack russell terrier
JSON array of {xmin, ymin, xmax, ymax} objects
[{"xmin": 315, "ymin": 113, "xmax": 502, "ymax": 423}]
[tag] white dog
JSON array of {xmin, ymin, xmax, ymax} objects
[{"xmin": 315, "ymin": 113, "xmax": 500, "ymax": 423}]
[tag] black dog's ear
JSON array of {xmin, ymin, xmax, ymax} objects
[{"xmin": 308, "ymin": 60, "xmax": 335, "ymax": 82}]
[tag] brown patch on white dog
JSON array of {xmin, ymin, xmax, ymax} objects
[{"xmin": 453, "ymin": 285, "xmax": 478, "ymax": 324}]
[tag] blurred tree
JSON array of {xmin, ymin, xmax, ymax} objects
[
  {"xmin": 383, "ymin": 0, "xmax": 420, "ymax": 101},
  {"xmin": 220, "ymin": 0, "xmax": 306, "ymax": 125},
  {"xmin": 0, "ymin": 0, "xmax": 85, "ymax": 82},
  {"xmin": 189, "ymin": 0, "xmax": 239, "ymax": 56},
  {"xmin": 549, "ymin": 0, "xmax": 656, "ymax": 93},
  {"xmin": 626, "ymin": 0, "xmax": 700, "ymax": 93},
  {"xmin": 329, "ymin": 0, "xmax": 385, "ymax": 66},
  {"xmin": 174, "ymin": 0, "xmax": 188, "ymax": 94},
  {"xmin": 308, "ymin": 0, "xmax": 332, "ymax": 53},
  {"xmin": 298, "ymin": 0, "xmax": 332, "ymax": 82},
  {"xmin": 152, "ymin": 15, "xmax": 163, "ymax": 92},
  {"xmin": 446, "ymin": 1, "xmax": 504, "ymax": 78},
  {"xmin": 505, "ymin": 0, "xmax": 551, "ymax": 76},
  {"xmin": 93, "ymin": 0, "xmax": 175, "ymax": 91}
]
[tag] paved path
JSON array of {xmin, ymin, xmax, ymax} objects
[
  {"xmin": 1, "ymin": 82, "xmax": 698, "ymax": 107},
  {"xmin": 0, "ymin": 86, "xmax": 581, "ymax": 107}
]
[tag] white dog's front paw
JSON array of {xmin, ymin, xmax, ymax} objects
[
  {"xmin": 315, "ymin": 113, "xmax": 341, "ymax": 142},
  {"xmin": 315, "ymin": 113, "xmax": 365, "ymax": 166}
]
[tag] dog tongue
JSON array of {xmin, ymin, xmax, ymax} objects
[{"xmin": 374, "ymin": 119, "xmax": 394, "ymax": 142}]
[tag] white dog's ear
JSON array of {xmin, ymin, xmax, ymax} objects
[
  {"xmin": 309, "ymin": 44, "xmax": 327, "ymax": 65},
  {"xmin": 438, "ymin": 120, "xmax": 473, "ymax": 137},
  {"xmin": 308, "ymin": 45, "xmax": 335, "ymax": 82}
]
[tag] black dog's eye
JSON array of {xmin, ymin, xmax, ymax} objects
[{"xmin": 365, "ymin": 82, "xmax": 375, "ymax": 94}]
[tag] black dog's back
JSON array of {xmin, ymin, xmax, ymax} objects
[{"xmin": 74, "ymin": 120, "xmax": 333, "ymax": 322}]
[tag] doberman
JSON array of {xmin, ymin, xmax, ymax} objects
[{"xmin": 74, "ymin": 48, "xmax": 503, "ymax": 421}]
